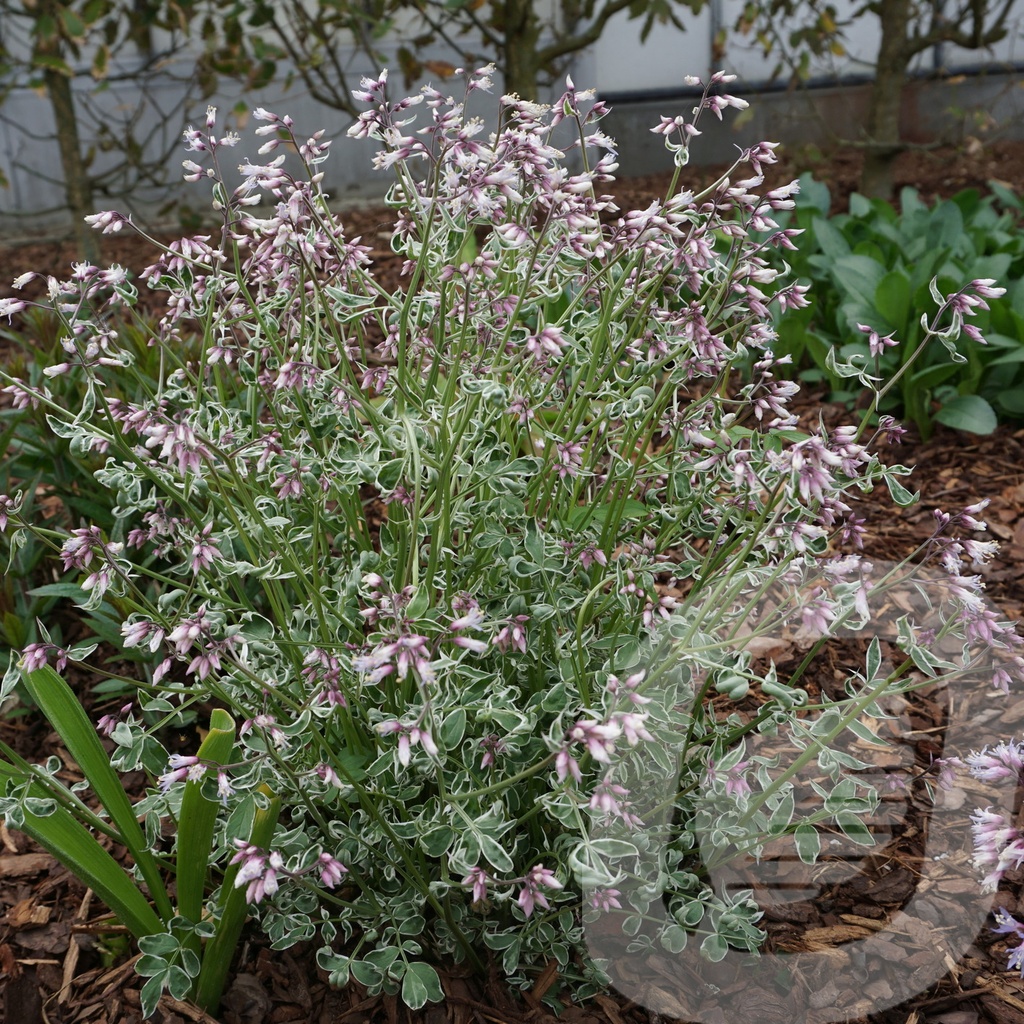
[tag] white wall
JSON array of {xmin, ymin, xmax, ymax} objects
[{"xmin": 1, "ymin": 0, "xmax": 1020, "ymax": 233}]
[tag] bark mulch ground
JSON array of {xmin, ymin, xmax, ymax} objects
[{"xmin": 1, "ymin": 138, "xmax": 1024, "ymax": 1023}]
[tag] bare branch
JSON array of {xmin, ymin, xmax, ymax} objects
[{"xmin": 537, "ymin": 0, "xmax": 637, "ymax": 65}]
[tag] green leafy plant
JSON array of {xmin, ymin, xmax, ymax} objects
[
  {"xmin": 769, "ymin": 174, "xmax": 1024, "ymax": 438},
  {"xmin": 0, "ymin": 69, "xmax": 1019, "ymax": 1018},
  {"xmin": 0, "ymin": 667, "xmax": 277, "ymax": 1014},
  {"xmin": 0, "ymin": 309, "xmax": 197, "ymax": 687}
]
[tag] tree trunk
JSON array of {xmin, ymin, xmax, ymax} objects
[
  {"xmin": 38, "ymin": 2, "xmax": 99, "ymax": 264},
  {"xmin": 860, "ymin": 0, "xmax": 914, "ymax": 199},
  {"xmin": 44, "ymin": 63, "xmax": 100, "ymax": 263},
  {"xmin": 501, "ymin": 0, "xmax": 542, "ymax": 101}
]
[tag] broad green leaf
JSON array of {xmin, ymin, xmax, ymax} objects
[
  {"xmin": 193, "ymin": 785, "xmax": 280, "ymax": 1012},
  {"xmin": 865, "ymin": 636, "xmax": 881, "ymax": 681},
  {"xmin": 831, "ymin": 255, "xmax": 885, "ymax": 306},
  {"xmin": 439, "ymin": 708, "xmax": 466, "ymax": 749},
  {"xmin": 32, "ymin": 53, "xmax": 73, "ymax": 76},
  {"xmin": 899, "ymin": 187, "xmax": 926, "ymax": 218},
  {"xmin": 402, "ymin": 962, "xmax": 444, "ymax": 1009},
  {"xmin": 798, "ymin": 173, "xmax": 830, "ymax": 214},
  {"xmin": 567, "ymin": 498, "xmax": 647, "ymax": 529},
  {"xmin": 997, "ymin": 387, "xmax": 1024, "ymax": 415},
  {"xmin": 768, "ymin": 788, "xmax": 795, "ymax": 835},
  {"xmin": 908, "ymin": 362, "xmax": 961, "ymax": 391},
  {"xmin": 661, "ymin": 924, "xmax": 688, "ymax": 952},
  {"xmin": 793, "ymin": 823, "xmax": 820, "ymax": 865},
  {"xmin": 478, "ymin": 833, "xmax": 514, "ymax": 874},
  {"xmin": 810, "ymin": 215, "xmax": 849, "ymax": 261},
  {"xmin": 27, "ymin": 582, "xmax": 90, "ymax": 603},
  {"xmin": 834, "ymin": 810, "xmax": 875, "ymax": 846},
  {"xmin": 700, "ymin": 933, "xmax": 729, "ymax": 962},
  {"xmin": 0, "ymin": 764, "xmax": 162, "ymax": 937},
  {"xmin": 884, "ymin": 475, "xmax": 919, "ymax": 508},
  {"xmin": 20, "ymin": 667, "xmax": 172, "ymax": 921},
  {"xmin": 926, "ymin": 201, "xmax": 964, "ymax": 252},
  {"xmin": 988, "ymin": 179, "xmax": 1023, "ymax": 212},
  {"xmin": 874, "ymin": 271, "xmax": 911, "ymax": 333},
  {"xmin": 176, "ymin": 710, "xmax": 236, "ymax": 955},
  {"xmin": 419, "ymin": 826, "xmax": 454, "ymax": 857},
  {"xmin": 933, "ymin": 395, "xmax": 997, "ymax": 435},
  {"xmin": 58, "ymin": 8, "xmax": 86, "ymax": 37}
]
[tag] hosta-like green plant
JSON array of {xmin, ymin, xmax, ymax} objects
[
  {"xmin": 0, "ymin": 68, "xmax": 1019, "ymax": 1017},
  {"xmin": 768, "ymin": 175, "xmax": 1024, "ymax": 437}
]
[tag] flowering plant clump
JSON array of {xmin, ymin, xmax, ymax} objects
[{"xmin": 0, "ymin": 68, "xmax": 1021, "ymax": 1016}]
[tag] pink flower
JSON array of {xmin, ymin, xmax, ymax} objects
[
  {"xmin": 240, "ymin": 714, "xmax": 286, "ymax": 747},
  {"xmin": 0, "ymin": 494, "xmax": 17, "ymax": 532},
  {"xmin": 231, "ymin": 841, "xmax": 286, "ymax": 903},
  {"xmin": 493, "ymin": 615, "xmax": 529, "ymax": 654},
  {"xmin": 376, "ymin": 720, "xmax": 438, "ymax": 765},
  {"xmin": 190, "ymin": 523, "xmax": 221, "ymax": 573},
  {"xmin": 566, "ymin": 717, "xmax": 621, "ymax": 762},
  {"xmin": 555, "ymin": 749, "xmax": 582, "ymax": 784},
  {"xmin": 517, "ymin": 864, "xmax": 562, "ymax": 917},
  {"xmin": 992, "ymin": 909, "xmax": 1024, "ymax": 978},
  {"xmin": 968, "ymin": 741, "xmax": 1024, "ymax": 784},
  {"xmin": 318, "ymin": 853, "xmax": 348, "ymax": 888},
  {"xmin": 856, "ymin": 322, "xmax": 897, "ymax": 358},
  {"xmin": 971, "ymin": 807, "xmax": 1024, "ymax": 891},
  {"xmin": 462, "ymin": 866, "xmax": 490, "ymax": 904},
  {"xmin": 590, "ymin": 888, "xmax": 622, "ymax": 913},
  {"xmin": 479, "ymin": 734, "xmax": 506, "ymax": 769},
  {"xmin": 158, "ymin": 754, "xmax": 205, "ymax": 791},
  {"xmin": 84, "ymin": 210, "xmax": 128, "ymax": 234},
  {"xmin": 21, "ymin": 643, "xmax": 67, "ymax": 674}
]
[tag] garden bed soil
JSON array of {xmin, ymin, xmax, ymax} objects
[{"xmin": 1, "ymin": 139, "xmax": 1024, "ymax": 1024}]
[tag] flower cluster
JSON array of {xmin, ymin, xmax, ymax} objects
[
  {"xmin": 230, "ymin": 840, "xmax": 348, "ymax": 904},
  {"xmin": 1, "ymin": 66, "xmax": 1019, "ymax": 1010}
]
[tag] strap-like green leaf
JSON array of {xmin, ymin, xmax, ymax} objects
[
  {"xmin": 1, "ymin": 765, "xmax": 162, "ymax": 937},
  {"xmin": 20, "ymin": 666, "xmax": 173, "ymax": 921},
  {"xmin": 193, "ymin": 785, "xmax": 281, "ymax": 1012},
  {"xmin": 176, "ymin": 709, "xmax": 236, "ymax": 955}
]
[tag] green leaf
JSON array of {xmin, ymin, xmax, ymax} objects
[
  {"xmin": 91, "ymin": 43, "xmax": 109, "ymax": 80},
  {"xmin": 27, "ymin": 582, "xmax": 89, "ymax": 603},
  {"xmin": 193, "ymin": 785, "xmax": 280, "ymax": 1012},
  {"xmin": 439, "ymin": 708, "xmax": 466, "ymax": 749},
  {"xmin": 908, "ymin": 362, "xmax": 961, "ymax": 392},
  {"xmin": 0, "ymin": 764, "xmax": 162, "ymax": 937},
  {"xmin": 810, "ymin": 215, "xmax": 849, "ymax": 261},
  {"xmin": 831, "ymin": 255, "xmax": 885, "ymax": 306},
  {"xmin": 419, "ymin": 826, "xmax": 454, "ymax": 857},
  {"xmin": 798, "ymin": 173, "xmax": 830, "ymax": 214},
  {"xmin": 660, "ymin": 924, "xmax": 688, "ymax": 953},
  {"xmin": 567, "ymin": 498, "xmax": 647, "ymax": 529},
  {"xmin": 997, "ymin": 387, "xmax": 1024, "ymax": 415},
  {"xmin": 478, "ymin": 833, "xmax": 514, "ymax": 874},
  {"xmin": 58, "ymin": 8, "xmax": 87, "ymax": 38},
  {"xmin": 933, "ymin": 395, "xmax": 997, "ymax": 435},
  {"xmin": 873, "ymin": 271, "xmax": 911, "ymax": 333},
  {"xmin": 793, "ymin": 823, "xmax": 820, "ymax": 865},
  {"xmin": 926, "ymin": 201, "xmax": 964, "ymax": 252},
  {"xmin": 141, "ymin": 973, "xmax": 165, "ymax": 1019},
  {"xmin": 834, "ymin": 810, "xmax": 875, "ymax": 846},
  {"xmin": 767, "ymin": 788, "xmax": 795, "ymax": 835},
  {"xmin": 884, "ymin": 474, "xmax": 919, "ymax": 508},
  {"xmin": 20, "ymin": 667, "xmax": 172, "ymax": 921},
  {"xmin": 700, "ymin": 933, "xmax": 729, "ymax": 962},
  {"xmin": 176, "ymin": 711, "xmax": 235, "ymax": 954},
  {"xmin": 32, "ymin": 53, "xmax": 74, "ymax": 76},
  {"xmin": 401, "ymin": 962, "xmax": 443, "ymax": 1010}
]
